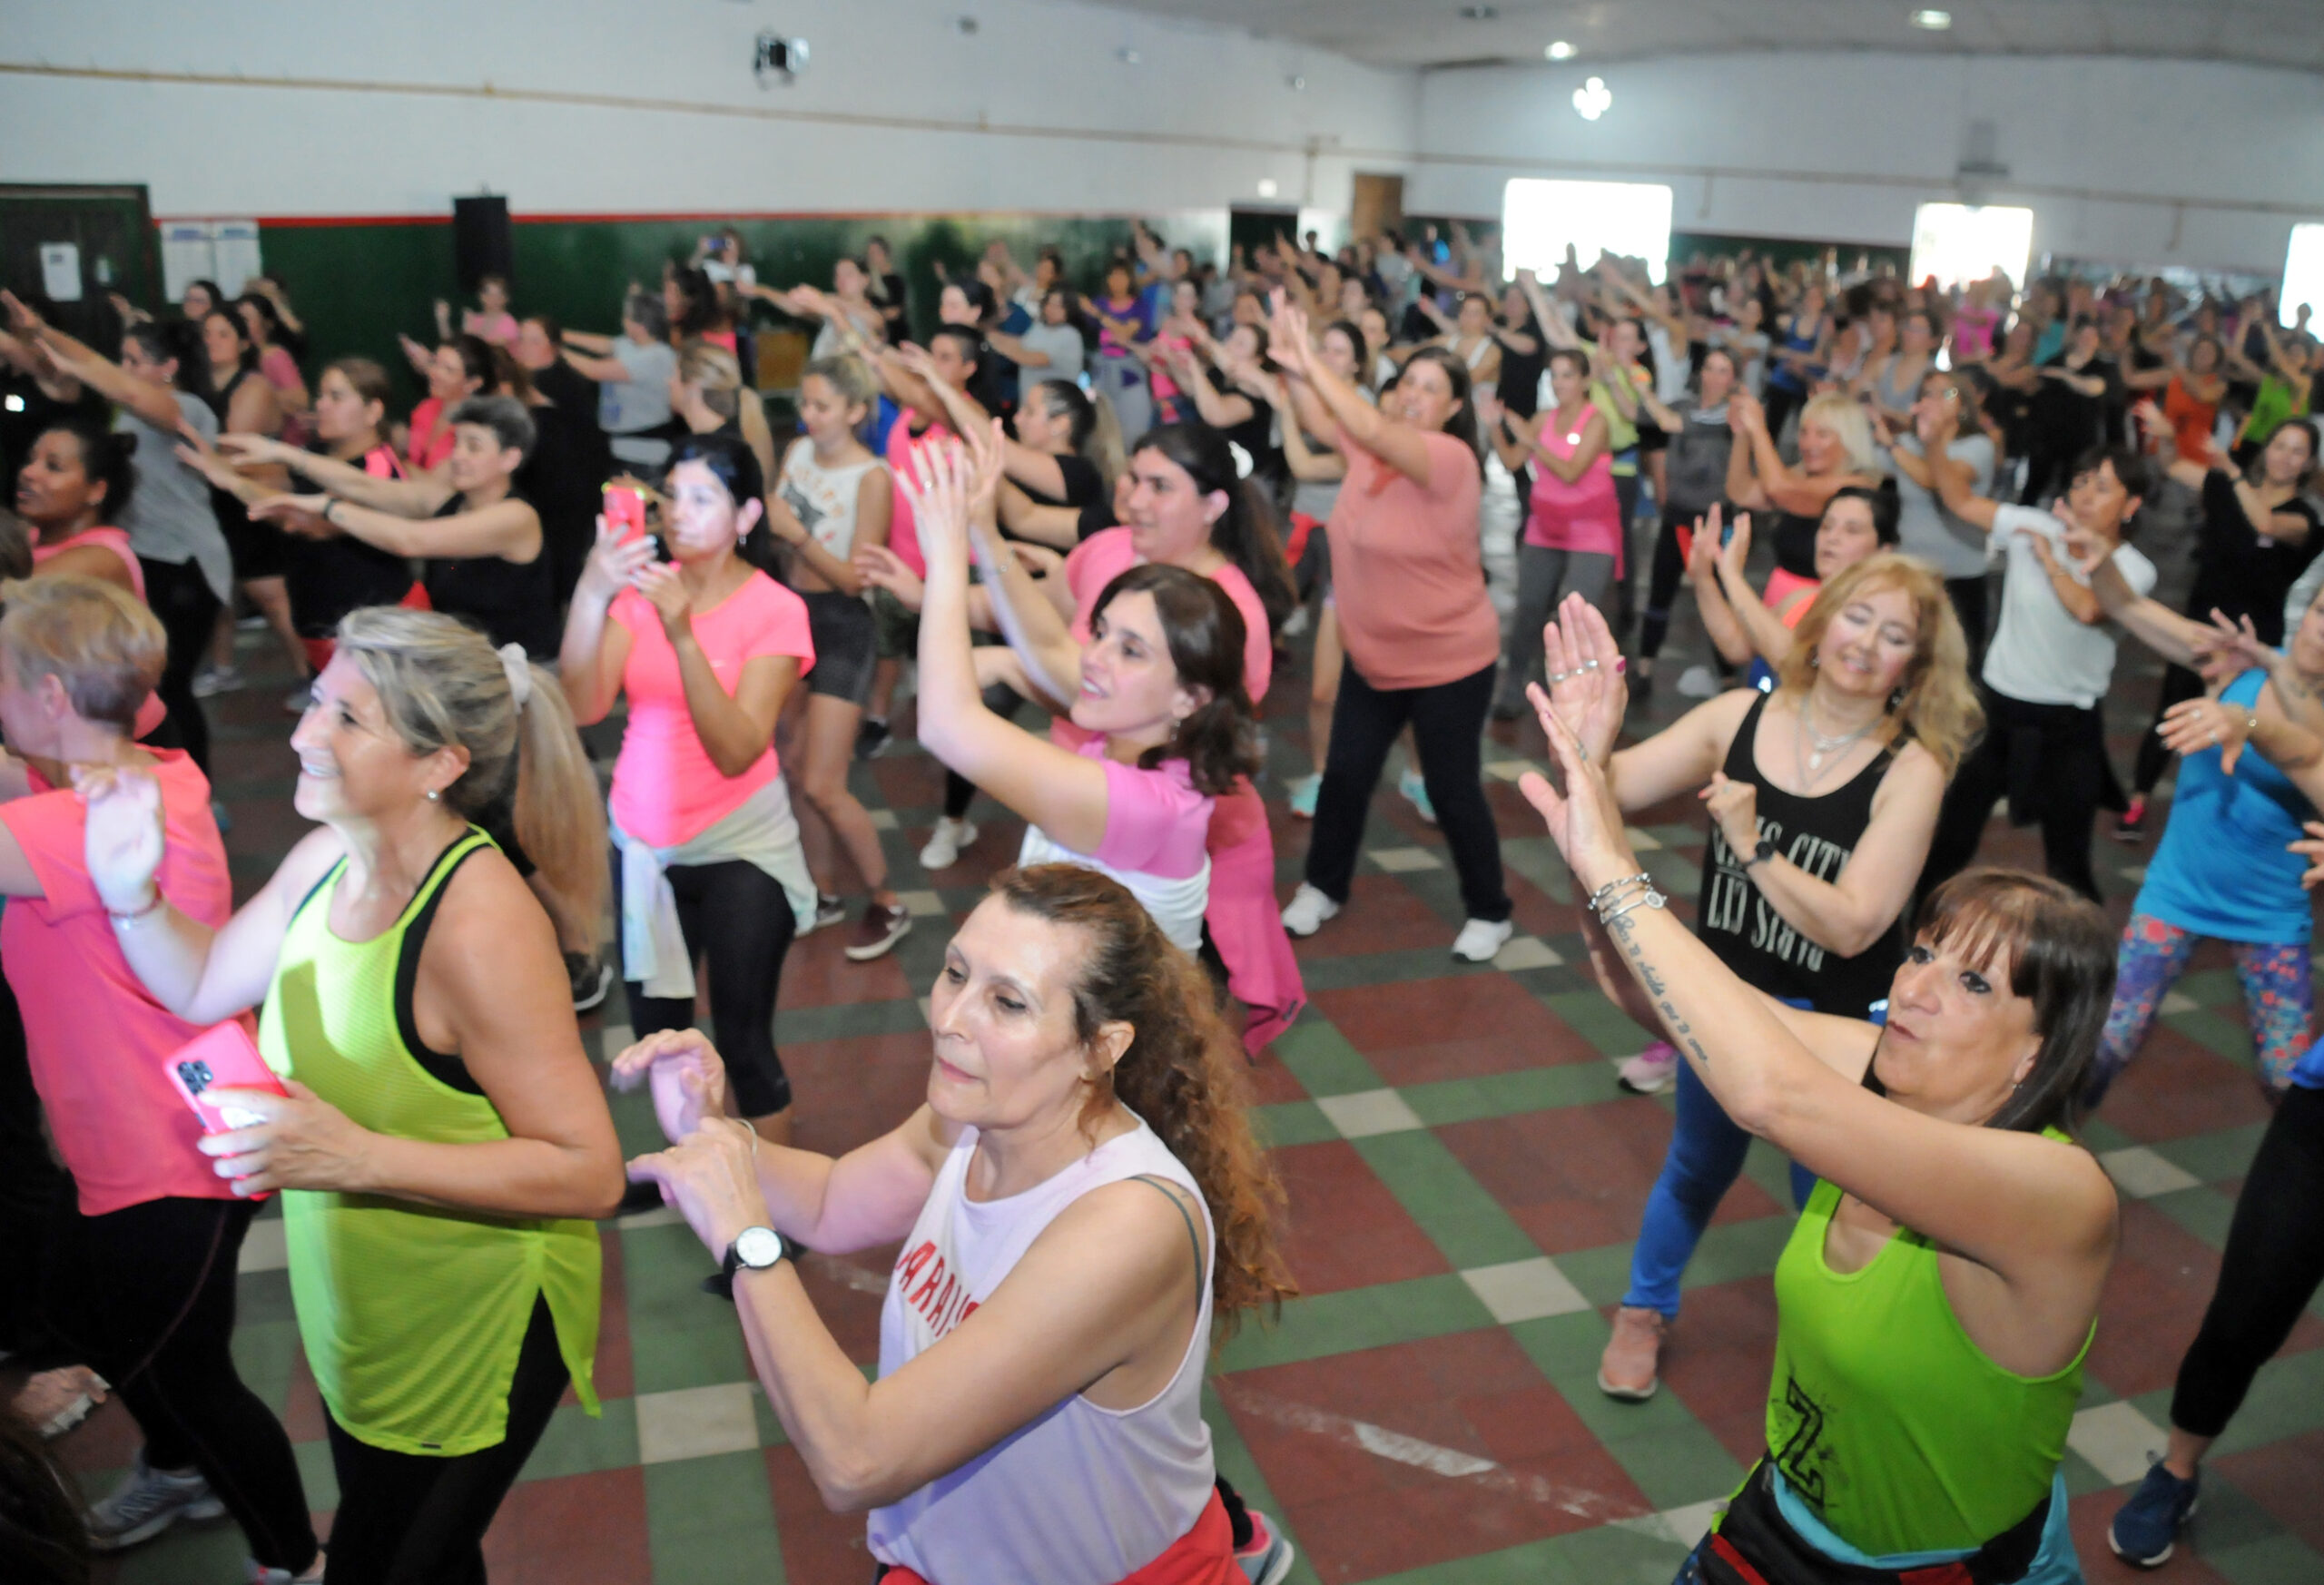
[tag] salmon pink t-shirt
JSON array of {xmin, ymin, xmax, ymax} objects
[
  {"xmin": 607, "ymin": 573, "xmax": 814, "ymax": 847},
  {"xmin": 406, "ymin": 397, "xmax": 455, "ymax": 472},
  {"xmin": 1326, "ymin": 432, "xmax": 1496, "ymax": 690},
  {"xmin": 0, "ymin": 751, "xmax": 241, "ymax": 1215},
  {"xmin": 1053, "ymin": 527, "xmax": 1273, "ymax": 749}
]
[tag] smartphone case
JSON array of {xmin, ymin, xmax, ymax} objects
[{"xmin": 162, "ymin": 1019, "xmax": 287, "ymax": 1137}]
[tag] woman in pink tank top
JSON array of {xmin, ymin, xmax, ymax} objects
[{"xmin": 618, "ymin": 863, "xmax": 1297, "ymax": 1585}]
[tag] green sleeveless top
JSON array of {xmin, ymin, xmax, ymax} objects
[
  {"xmin": 1765, "ymin": 1136, "xmax": 2090, "ymax": 1557},
  {"xmin": 260, "ymin": 830, "xmax": 601, "ymax": 1456}
]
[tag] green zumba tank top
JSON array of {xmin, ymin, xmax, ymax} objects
[
  {"xmin": 260, "ymin": 829, "xmax": 601, "ymax": 1456},
  {"xmin": 1764, "ymin": 1136, "xmax": 2089, "ymax": 1557}
]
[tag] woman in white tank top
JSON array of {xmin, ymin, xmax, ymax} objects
[{"xmin": 619, "ymin": 864, "xmax": 1296, "ymax": 1584}]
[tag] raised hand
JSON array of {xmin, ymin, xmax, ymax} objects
[
  {"xmin": 1516, "ymin": 677, "xmax": 1641, "ymax": 896},
  {"xmin": 1538, "ymin": 591, "xmax": 1629, "ymax": 765},
  {"xmin": 632, "ymin": 561, "xmax": 696, "ymax": 639},
  {"xmin": 576, "ymin": 515, "xmax": 658, "ymax": 605},
  {"xmin": 2161, "ymin": 694, "xmax": 2254, "ymax": 775},
  {"xmin": 1265, "ymin": 289, "xmax": 1313, "ymax": 379},
  {"xmin": 1699, "ymin": 771, "xmax": 1761, "ymax": 859},
  {"xmin": 75, "ymin": 763, "xmax": 166, "ymax": 912},
  {"xmin": 1718, "ymin": 510, "xmax": 1754, "ymax": 581},
  {"xmin": 606, "ymin": 1028, "xmax": 732, "ymax": 1146},
  {"xmin": 900, "ymin": 438, "xmax": 974, "ymax": 577}
]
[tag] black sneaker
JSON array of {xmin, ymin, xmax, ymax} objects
[
  {"xmin": 566, "ymin": 952, "xmax": 613, "ymax": 1013},
  {"xmin": 855, "ymin": 717, "xmax": 892, "ymax": 761}
]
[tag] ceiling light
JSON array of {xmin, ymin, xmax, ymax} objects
[
  {"xmin": 1572, "ymin": 75, "xmax": 1610, "ymax": 121},
  {"xmin": 1545, "ymin": 40, "xmax": 1576, "ymax": 60},
  {"xmin": 1257, "ymin": 178, "xmax": 1280, "ymax": 199},
  {"xmin": 1911, "ymin": 9, "xmax": 1952, "ymax": 29}
]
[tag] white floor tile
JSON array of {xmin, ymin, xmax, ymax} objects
[
  {"xmin": 1493, "ymin": 936, "xmax": 1565, "ymax": 970},
  {"xmin": 868, "ymin": 808, "xmax": 899, "ymax": 831},
  {"xmin": 1370, "ymin": 846, "xmax": 1444, "ymax": 873},
  {"xmin": 895, "ymin": 890, "xmax": 948, "ymax": 917},
  {"xmin": 2069, "ymin": 1400, "xmax": 2166, "ymax": 1486},
  {"xmin": 1315, "ymin": 1088, "xmax": 1425, "ymax": 1139},
  {"xmin": 1460, "ymin": 1256, "xmax": 1589, "ymax": 1324},
  {"xmin": 2100, "ymin": 1147, "xmax": 2202, "ymax": 1199},
  {"xmin": 1484, "ymin": 760, "xmax": 1534, "ymax": 783},
  {"xmin": 635, "ymin": 1383, "xmax": 762, "ymax": 1465}
]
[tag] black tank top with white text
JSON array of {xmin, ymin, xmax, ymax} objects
[{"xmin": 1695, "ymin": 691, "xmax": 1905, "ymax": 1017}]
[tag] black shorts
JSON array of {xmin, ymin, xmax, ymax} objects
[
  {"xmin": 213, "ymin": 492, "xmax": 289, "ymax": 581},
  {"xmin": 1634, "ymin": 420, "xmax": 1669, "ymax": 456},
  {"xmin": 800, "ymin": 589, "xmax": 876, "ymax": 706},
  {"xmin": 870, "ymin": 586, "xmax": 918, "ymax": 662}
]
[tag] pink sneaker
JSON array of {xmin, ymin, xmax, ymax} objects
[{"xmin": 1616, "ymin": 1041, "xmax": 1679, "ymax": 1095}]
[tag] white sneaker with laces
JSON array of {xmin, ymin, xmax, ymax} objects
[
  {"xmin": 919, "ymin": 816, "xmax": 977, "ymax": 871},
  {"xmin": 1452, "ymin": 917, "xmax": 1515, "ymax": 962},
  {"xmin": 1279, "ymin": 882, "xmax": 1340, "ymax": 937},
  {"xmin": 86, "ymin": 1449, "xmax": 226, "ymax": 1551}
]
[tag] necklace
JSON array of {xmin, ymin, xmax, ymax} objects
[{"xmin": 1795, "ymin": 696, "xmax": 1881, "ymax": 785}]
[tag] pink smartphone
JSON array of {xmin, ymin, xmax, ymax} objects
[
  {"xmin": 603, "ymin": 484, "xmax": 648, "ymax": 546},
  {"xmin": 163, "ymin": 1020, "xmax": 287, "ymax": 1137}
]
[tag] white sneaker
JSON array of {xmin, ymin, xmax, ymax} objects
[
  {"xmin": 86, "ymin": 1448, "xmax": 226, "ymax": 1551},
  {"xmin": 1675, "ymin": 665, "xmax": 1721, "ymax": 700},
  {"xmin": 191, "ymin": 665, "xmax": 244, "ymax": 699},
  {"xmin": 1452, "ymin": 917, "xmax": 1515, "ymax": 962},
  {"xmin": 919, "ymin": 817, "xmax": 977, "ymax": 871},
  {"xmin": 1280, "ymin": 882, "xmax": 1340, "ymax": 937}
]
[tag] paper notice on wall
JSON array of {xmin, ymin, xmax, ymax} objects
[
  {"xmin": 212, "ymin": 221, "xmax": 261, "ymax": 296},
  {"xmin": 39, "ymin": 243, "xmax": 83, "ymax": 301},
  {"xmin": 161, "ymin": 222, "xmax": 217, "ymax": 303}
]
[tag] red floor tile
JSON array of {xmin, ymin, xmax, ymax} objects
[
  {"xmin": 783, "ymin": 1030, "xmax": 940, "ymax": 1160},
  {"xmin": 2069, "ymin": 1487, "xmax": 2233, "ymax": 1583},
  {"xmin": 768, "ymin": 1442, "xmax": 882, "ymax": 1581},
  {"xmin": 1659, "ymin": 1276, "xmax": 1781, "ymax": 1438},
  {"xmin": 2096, "ymin": 1028, "xmax": 2276, "ymax": 1143},
  {"xmin": 1314, "ymin": 973, "xmax": 1604, "ymax": 1084},
  {"xmin": 779, "ymin": 934, "xmax": 916, "ymax": 1011},
  {"xmin": 480, "ymin": 1465, "xmax": 653, "ymax": 1584},
  {"xmin": 1270, "ymin": 1140, "xmax": 1450, "ymax": 1294},
  {"xmin": 1289, "ymin": 875, "xmax": 1457, "ymax": 961},
  {"xmin": 2213, "ymin": 1425, "xmax": 2324, "ymax": 1552},
  {"xmin": 1439, "ymin": 1099, "xmax": 1782, "ymax": 1255}
]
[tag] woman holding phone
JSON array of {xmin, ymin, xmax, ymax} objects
[
  {"xmin": 0, "ymin": 576, "xmax": 317, "ymax": 1575},
  {"xmin": 83, "ymin": 605, "xmax": 619, "ymax": 1584}
]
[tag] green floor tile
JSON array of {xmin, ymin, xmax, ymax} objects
[
  {"xmin": 520, "ymin": 1396, "xmax": 639, "ymax": 1482},
  {"xmin": 2077, "ymin": 1115, "xmax": 2135, "ymax": 1152},
  {"xmin": 1296, "ymin": 945, "xmax": 1495, "ymax": 992},
  {"xmin": 1538, "ymin": 989, "xmax": 1651, "ymax": 1058},
  {"xmin": 1597, "ymin": 1421, "xmax": 1749, "ymax": 1511},
  {"xmin": 228, "ymin": 1316, "xmax": 305, "ymax": 1414},
  {"xmin": 1269, "ymin": 1016, "xmax": 1384, "ymax": 1098},
  {"xmin": 2173, "ymin": 968, "xmax": 2246, "ymax": 1009},
  {"xmin": 627, "ymin": 1314, "xmax": 757, "ymax": 1395},
  {"xmin": 1216, "ymin": 1274, "xmax": 1495, "ymax": 1373},
  {"xmin": 109, "ymin": 1519, "xmax": 256, "ymax": 1582},
  {"xmin": 1203, "ymin": 1380, "xmax": 1324, "ymax": 1585},
  {"xmin": 2147, "ymin": 1184, "xmax": 2239, "ymax": 1251},
  {"xmin": 1678, "ymin": 1216, "xmax": 1796, "ymax": 1290},
  {"xmin": 1506, "ymin": 1308, "xmax": 1614, "ymax": 1383},
  {"xmin": 2208, "ymin": 1531, "xmax": 2324, "ymax": 1585},
  {"xmin": 1501, "ymin": 834, "xmax": 1575, "ymax": 901},
  {"xmin": 1251, "ymin": 1098, "xmax": 1339, "ymax": 1148},
  {"xmin": 1355, "ymin": 1129, "xmax": 1541, "ymax": 1268},
  {"xmin": 295, "ymin": 1434, "xmax": 339, "ymax": 1511},
  {"xmin": 2058, "ymin": 1446, "xmax": 2113, "ymax": 1497},
  {"xmin": 1554, "ymin": 1241, "xmax": 1641, "ymax": 1308},
  {"xmin": 2162, "ymin": 1009, "xmax": 2257, "ymax": 1068},
  {"xmin": 1401, "ymin": 1063, "xmax": 1614, "ymax": 1126},
  {"xmin": 644, "ymin": 1448, "xmax": 786, "ymax": 1584},
  {"xmin": 2153, "ymin": 1122, "xmax": 2269, "ymax": 1183},
  {"xmin": 777, "ymin": 996, "xmax": 930, "ymax": 1044},
  {"xmin": 1360, "ymin": 1520, "xmax": 1690, "ymax": 1585}
]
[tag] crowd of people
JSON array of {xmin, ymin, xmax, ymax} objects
[{"xmin": 0, "ymin": 209, "xmax": 2317, "ymax": 1584}]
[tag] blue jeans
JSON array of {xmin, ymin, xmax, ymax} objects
[{"xmin": 1624, "ymin": 1054, "xmax": 1817, "ymax": 1317}]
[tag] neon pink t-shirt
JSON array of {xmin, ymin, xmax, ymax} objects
[
  {"xmin": 1523, "ymin": 402, "xmax": 1622, "ymax": 556},
  {"xmin": 607, "ymin": 573, "xmax": 814, "ymax": 847},
  {"xmin": 883, "ymin": 415, "xmax": 952, "ymax": 579},
  {"xmin": 0, "ymin": 751, "xmax": 241, "ymax": 1215},
  {"xmin": 407, "ymin": 397, "xmax": 455, "ymax": 472},
  {"xmin": 1062, "ymin": 525, "xmax": 1272, "ymax": 701},
  {"xmin": 464, "ymin": 309, "xmax": 519, "ymax": 349},
  {"xmin": 1087, "ymin": 740, "xmax": 1211, "ymax": 879},
  {"xmin": 1326, "ymin": 432, "xmax": 1497, "ymax": 690}
]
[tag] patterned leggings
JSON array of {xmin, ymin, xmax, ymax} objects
[{"xmin": 2088, "ymin": 913, "xmax": 2311, "ymax": 1105}]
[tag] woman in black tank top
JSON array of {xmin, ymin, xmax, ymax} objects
[
  {"xmin": 238, "ymin": 393, "xmax": 556, "ymax": 658},
  {"xmin": 1529, "ymin": 555, "xmax": 1978, "ymax": 1404}
]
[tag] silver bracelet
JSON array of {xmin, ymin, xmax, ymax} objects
[
  {"xmin": 1600, "ymin": 884, "xmax": 1668, "ymax": 925},
  {"xmin": 1586, "ymin": 871, "xmax": 1653, "ymax": 912}
]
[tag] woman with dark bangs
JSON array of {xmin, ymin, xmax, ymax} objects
[{"xmin": 1521, "ymin": 601, "xmax": 2118, "ymax": 1585}]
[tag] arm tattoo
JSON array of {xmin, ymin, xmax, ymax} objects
[{"xmin": 1607, "ymin": 912, "xmax": 1714, "ymax": 1067}]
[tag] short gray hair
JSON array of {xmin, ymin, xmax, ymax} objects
[{"xmin": 448, "ymin": 394, "xmax": 536, "ymax": 460}]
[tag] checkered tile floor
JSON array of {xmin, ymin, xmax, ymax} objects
[{"xmin": 55, "ymin": 481, "xmax": 2324, "ymax": 1583}]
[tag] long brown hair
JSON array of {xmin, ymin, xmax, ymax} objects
[
  {"xmin": 1089, "ymin": 564, "xmax": 1259, "ymax": 796},
  {"xmin": 1775, "ymin": 551, "xmax": 1983, "ymax": 778},
  {"xmin": 990, "ymin": 864, "xmax": 1295, "ymax": 1337}
]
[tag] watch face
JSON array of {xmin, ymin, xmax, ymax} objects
[{"xmin": 734, "ymin": 1226, "xmax": 784, "ymax": 1269}]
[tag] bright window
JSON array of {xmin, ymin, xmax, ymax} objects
[
  {"xmin": 1502, "ymin": 179, "xmax": 1673, "ymax": 285},
  {"xmin": 1908, "ymin": 202, "xmax": 2034, "ymax": 292},
  {"xmin": 2283, "ymin": 224, "xmax": 2324, "ymax": 328}
]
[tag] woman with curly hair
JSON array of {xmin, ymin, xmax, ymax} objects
[{"xmin": 619, "ymin": 859, "xmax": 1298, "ymax": 1583}]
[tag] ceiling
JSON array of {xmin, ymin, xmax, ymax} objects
[{"xmin": 1085, "ymin": 0, "xmax": 2324, "ymax": 74}]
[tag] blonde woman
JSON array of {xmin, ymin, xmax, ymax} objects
[
  {"xmin": 1725, "ymin": 388, "xmax": 1884, "ymax": 623},
  {"xmin": 1570, "ymin": 551, "xmax": 1981, "ymax": 1400},
  {"xmin": 84, "ymin": 606, "xmax": 618, "ymax": 1583}
]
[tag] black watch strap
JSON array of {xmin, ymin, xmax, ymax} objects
[
  {"xmin": 1743, "ymin": 837, "xmax": 1777, "ymax": 869},
  {"xmin": 704, "ymin": 1229, "xmax": 786, "ymax": 1301}
]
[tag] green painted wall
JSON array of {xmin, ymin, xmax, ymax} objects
[{"xmin": 210, "ymin": 210, "xmax": 1232, "ymax": 409}]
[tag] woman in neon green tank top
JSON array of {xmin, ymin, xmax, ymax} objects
[
  {"xmin": 1521, "ymin": 596, "xmax": 2122, "ymax": 1585},
  {"xmin": 84, "ymin": 606, "xmax": 624, "ymax": 1585}
]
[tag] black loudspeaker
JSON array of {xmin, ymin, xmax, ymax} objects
[{"xmin": 452, "ymin": 196, "xmax": 514, "ymax": 294}]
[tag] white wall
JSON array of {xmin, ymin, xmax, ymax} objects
[
  {"xmin": 0, "ymin": 0, "xmax": 1416, "ymax": 220},
  {"xmin": 1410, "ymin": 54, "xmax": 2324, "ymax": 275}
]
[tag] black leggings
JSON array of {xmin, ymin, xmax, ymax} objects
[
  {"xmin": 1639, "ymin": 505, "xmax": 1714, "ymax": 660},
  {"xmin": 322, "ymin": 1295, "xmax": 568, "ymax": 1585},
  {"xmin": 140, "ymin": 555, "xmax": 221, "ymax": 774},
  {"xmin": 0, "ymin": 976, "xmax": 64, "ymax": 1358},
  {"xmin": 1305, "ymin": 658, "xmax": 1509, "ymax": 923},
  {"xmin": 2170, "ymin": 1083, "xmax": 2324, "ymax": 1438},
  {"xmin": 1919, "ymin": 690, "xmax": 2107, "ymax": 906},
  {"xmin": 623, "ymin": 858, "xmax": 798, "ymax": 1117},
  {"xmin": 2133, "ymin": 663, "xmax": 2208, "ymax": 797},
  {"xmin": 45, "ymin": 1194, "xmax": 317, "ymax": 1573},
  {"xmin": 1945, "ymin": 576, "xmax": 1990, "ymax": 678}
]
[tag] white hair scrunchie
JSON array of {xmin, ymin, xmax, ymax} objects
[{"xmin": 497, "ymin": 643, "xmax": 534, "ymax": 711}]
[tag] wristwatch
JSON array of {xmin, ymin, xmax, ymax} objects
[
  {"xmin": 1742, "ymin": 837, "xmax": 1777, "ymax": 869},
  {"xmin": 704, "ymin": 1225, "xmax": 789, "ymax": 1300}
]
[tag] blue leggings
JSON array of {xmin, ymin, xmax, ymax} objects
[{"xmin": 1624, "ymin": 1055, "xmax": 1818, "ymax": 1317}]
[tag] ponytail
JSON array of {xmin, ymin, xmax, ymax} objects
[
  {"xmin": 508, "ymin": 661, "xmax": 609, "ymax": 952},
  {"xmin": 1037, "ymin": 378, "xmax": 1127, "ymax": 497}
]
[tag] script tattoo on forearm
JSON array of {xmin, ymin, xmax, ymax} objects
[{"xmin": 1606, "ymin": 911, "xmax": 1713, "ymax": 1067}]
